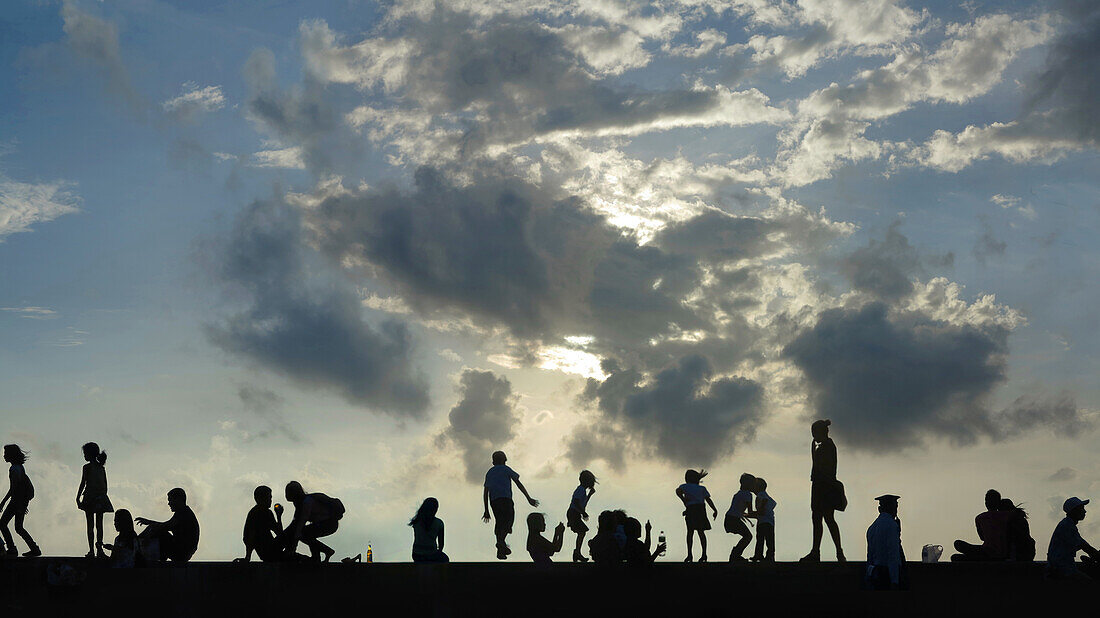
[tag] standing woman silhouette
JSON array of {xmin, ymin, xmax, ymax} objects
[
  {"xmin": 76, "ymin": 442, "xmax": 114, "ymax": 558},
  {"xmin": 800, "ymin": 420, "xmax": 845, "ymax": 562}
]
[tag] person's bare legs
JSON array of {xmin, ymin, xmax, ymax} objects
[
  {"xmin": 573, "ymin": 530, "xmax": 587, "ymax": 561},
  {"xmin": 699, "ymin": 530, "xmax": 708, "ymax": 562},
  {"xmin": 685, "ymin": 530, "xmax": 694, "ymax": 561},
  {"xmin": 85, "ymin": 511, "xmax": 95, "ymax": 555},
  {"xmin": 823, "ymin": 510, "xmax": 844, "ymax": 561},
  {"xmin": 95, "ymin": 512, "xmax": 105, "ymax": 557},
  {"xmin": 801, "ymin": 511, "xmax": 824, "ymax": 562}
]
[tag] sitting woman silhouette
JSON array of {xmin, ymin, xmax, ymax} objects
[{"xmin": 410, "ymin": 497, "xmax": 448, "ymax": 563}]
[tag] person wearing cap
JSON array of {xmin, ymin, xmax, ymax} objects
[
  {"xmin": 864, "ymin": 494, "xmax": 904, "ymax": 590},
  {"xmin": 1046, "ymin": 497, "xmax": 1100, "ymax": 579}
]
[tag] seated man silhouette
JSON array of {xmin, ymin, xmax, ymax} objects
[
  {"xmin": 235, "ymin": 485, "xmax": 283, "ymax": 562},
  {"xmin": 1047, "ymin": 496, "xmax": 1100, "ymax": 579},
  {"xmin": 136, "ymin": 487, "xmax": 199, "ymax": 563},
  {"xmin": 280, "ymin": 481, "xmax": 343, "ymax": 562},
  {"xmin": 951, "ymin": 489, "xmax": 1009, "ymax": 561}
]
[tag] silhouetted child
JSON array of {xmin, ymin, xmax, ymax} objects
[
  {"xmin": 136, "ymin": 487, "xmax": 200, "ymax": 562},
  {"xmin": 236, "ymin": 485, "xmax": 283, "ymax": 562},
  {"xmin": 750, "ymin": 477, "xmax": 777, "ymax": 562},
  {"xmin": 676, "ymin": 469, "xmax": 717, "ymax": 562},
  {"xmin": 104, "ymin": 509, "xmax": 137, "ymax": 568},
  {"xmin": 76, "ymin": 442, "xmax": 113, "ymax": 558},
  {"xmin": 526, "ymin": 512, "xmax": 565, "ymax": 565},
  {"xmin": 481, "ymin": 451, "xmax": 539, "ymax": 560},
  {"xmin": 410, "ymin": 497, "xmax": 448, "ymax": 563},
  {"xmin": 724, "ymin": 473, "xmax": 755, "ymax": 562},
  {"xmin": 567, "ymin": 470, "xmax": 597, "ymax": 562},
  {"xmin": 623, "ymin": 517, "xmax": 665, "ymax": 565},
  {"xmin": 0, "ymin": 444, "xmax": 40, "ymax": 557},
  {"xmin": 588, "ymin": 510, "xmax": 622, "ymax": 564}
]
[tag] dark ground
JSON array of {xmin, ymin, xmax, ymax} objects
[{"xmin": 2, "ymin": 558, "xmax": 1096, "ymax": 617}]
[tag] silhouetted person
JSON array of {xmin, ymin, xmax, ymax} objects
[
  {"xmin": 281, "ymin": 481, "xmax": 343, "ymax": 562},
  {"xmin": 1047, "ymin": 497, "xmax": 1100, "ymax": 579},
  {"xmin": 235, "ymin": 485, "xmax": 283, "ymax": 562},
  {"xmin": 750, "ymin": 477, "xmax": 776, "ymax": 562},
  {"xmin": 481, "ymin": 451, "xmax": 538, "ymax": 560},
  {"xmin": 104, "ymin": 509, "xmax": 137, "ymax": 568},
  {"xmin": 623, "ymin": 518, "xmax": 665, "ymax": 565},
  {"xmin": 76, "ymin": 442, "xmax": 113, "ymax": 559},
  {"xmin": 865, "ymin": 494, "xmax": 904, "ymax": 590},
  {"xmin": 724, "ymin": 473, "xmax": 755, "ymax": 562},
  {"xmin": 410, "ymin": 497, "xmax": 448, "ymax": 563},
  {"xmin": 1000, "ymin": 497, "xmax": 1035, "ymax": 562},
  {"xmin": 526, "ymin": 512, "xmax": 564, "ymax": 565},
  {"xmin": 588, "ymin": 510, "xmax": 622, "ymax": 564},
  {"xmin": 800, "ymin": 420, "xmax": 845, "ymax": 563},
  {"xmin": 676, "ymin": 469, "xmax": 718, "ymax": 562},
  {"xmin": 0, "ymin": 444, "xmax": 40, "ymax": 557},
  {"xmin": 136, "ymin": 487, "xmax": 199, "ymax": 562},
  {"xmin": 567, "ymin": 469, "xmax": 597, "ymax": 562},
  {"xmin": 951, "ymin": 489, "xmax": 1009, "ymax": 561}
]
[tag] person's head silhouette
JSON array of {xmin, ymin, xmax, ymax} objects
[
  {"xmin": 167, "ymin": 488, "xmax": 187, "ymax": 512},
  {"xmin": 685, "ymin": 469, "xmax": 707, "ymax": 484},
  {"xmin": 984, "ymin": 489, "xmax": 1002, "ymax": 511},
  {"xmin": 82, "ymin": 442, "xmax": 107, "ymax": 465},
  {"xmin": 1063, "ymin": 497, "xmax": 1088, "ymax": 522},
  {"xmin": 739, "ymin": 473, "xmax": 756, "ymax": 491},
  {"xmin": 114, "ymin": 509, "xmax": 135, "ymax": 536},
  {"xmin": 285, "ymin": 481, "xmax": 305, "ymax": 504},
  {"xmin": 755, "ymin": 477, "xmax": 768, "ymax": 493},
  {"xmin": 492, "ymin": 451, "xmax": 507, "ymax": 466},
  {"xmin": 624, "ymin": 517, "xmax": 642, "ymax": 540},
  {"xmin": 596, "ymin": 510, "xmax": 615, "ymax": 534},
  {"xmin": 254, "ymin": 485, "xmax": 272, "ymax": 508},
  {"xmin": 527, "ymin": 512, "xmax": 546, "ymax": 534},
  {"xmin": 811, "ymin": 419, "xmax": 831, "ymax": 442},
  {"xmin": 579, "ymin": 470, "xmax": 597, "ymax": 489},
  {"xmin": 410, "ymin": 497, "xmax": 440, "ymax": 529},
  {"xmin": 876, "ymin": 494, "xmax": 900, "ymax": 517},
  {"xmin": 3, "ymin": 444, "xmax": 27, "ymax": 464}
]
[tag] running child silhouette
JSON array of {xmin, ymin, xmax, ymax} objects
[
  {"xmin": 724, "ymin": 473, "xmax": 755, "ymax": 562},
  {"xmin": 567, "ymin": 470, "xmax": 597, "ymax": 562},
  {"xmin": 0, "ymin": 444, "xmax": 41, "ymax": 557},
  {"xmin": 76, "ymin": 442, "xmax": 114, "ymax": 558},
  {"xmin": 482, "ymin": 451, "xmax": 539, "ymax": 560},
  {"xmin": 676, "ymin": 469, "xmax": 717, "ymax": 562}
]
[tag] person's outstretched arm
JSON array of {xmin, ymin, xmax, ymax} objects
[
  {"xmin": 515, "ymin": 479, "xmax": 539, "ymax": 507},
  {"xmin": 649, "ymin": 542, "xmax": 666, "ymax": 563},
  {"xmin": 272, "ymin": 504, "xmax": 284, "ymax": 535},
  {"xmin": 644, "ymin": 520, "xmax": 652, "ymax": 551},
  {"xmin": 482, "ymin": 487, "xmax": 491, "ymax": 523},
  {"xmin": 706, "ymin": 496, "xmax": 719, "ymax": 519}
]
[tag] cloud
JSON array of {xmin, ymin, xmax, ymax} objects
[
  {"xmin": 908, "ymin": 3, "xmax": 1099, "ymax": 171},
  {"xmin": 162, "ymin": 82, "xmax": 226, "ymax": 121},
  {"xmin": 783, "ymin": 302, "xmax": 1088, "ymax": 451},
  {"xmin": 0, "ymin": 175, "xmax": 80, "ymax": 240},
  {"xmin": 570, "ymin": 354, "xmax": 765, "ymax": 467},
  {"xmin": 236, "ymin": 385, "xmax": 307, "ymax": 444},
  {"xmin": 205, "ymin": 197, "xmax": 431, "ymax": 417},
  {"xmin": 300, "ymin": 11, "xmax": 789, "ymax": 163},
  {"xmin": 1048, "ymin": 466, "xmax": 1078, "ymax": 482},
  {"xmin": 0, "ymin": 306, "xmax": 59, "ymax": 319},
  {"xmin": 440, "ymin": 369, "xmax": 520, "ymax": 483},
  {"xmin": 841, "ymin": 223, "xmax": 952, "ymax": 302},
  {"xmin": 60, "ymin": 0, "xmax": 141, "ymax": 111}
]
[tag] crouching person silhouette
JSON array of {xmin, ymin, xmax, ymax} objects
[
  {"xmin": 136, "ymin": 488, "xmax": 199, "ymax": 563},
  {"xmin": 235, "ymin": 485, "xmax": 283, "ymax": 562},
  {"xmin": 281, "ymin": 481, "xmax": 343, "ymax": 562}
]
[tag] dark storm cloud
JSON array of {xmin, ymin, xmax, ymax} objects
[
  {"xmin": 440, "ymin": 369, "xmax": 520, "ymax": 483},
  {"xmin": 206, "ymin": 197, "xmax": 430, "ymax": 417},
  {"xmin": 840, "ymin": 223, "xmax": 952, "ymax": 302},
  {"xmin": 783, "ymin": 302, "xmax": 1089, "ymax": 451},
  {"xmin": 570, "ymin": 355, "xmax": 766, "ymax": 467},
  {"xmin": 1023, "ymin": 0, "xmax": 1100, "ymax": 146}
]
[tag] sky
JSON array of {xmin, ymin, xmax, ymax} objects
[{"xmin": 1, "ymin": 0, "xmax": 1099, "ymax": 562}]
